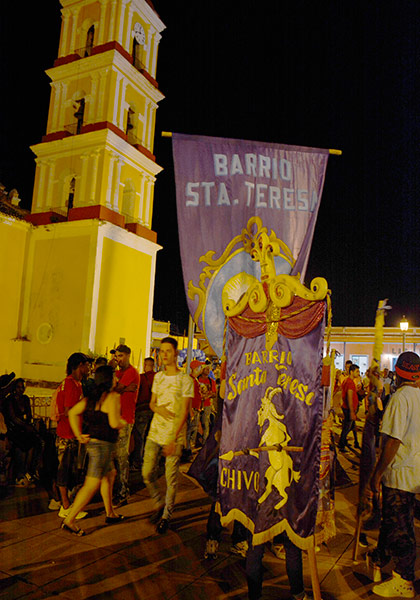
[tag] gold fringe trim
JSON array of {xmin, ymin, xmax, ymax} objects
[
  {"xmin": 215, "ymin": 502, "xmax": 316, "ymax": 550},
  {"xmin": 315, "ymin": 508, "xmax": 336, "ymax": 545}
]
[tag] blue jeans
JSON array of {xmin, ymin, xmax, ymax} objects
[
  {"xmin": 189, "ymin": 410, "xmax": 201, "ymax": 447},
  {"xmin": 246, "ymin": 535, "xmax": 303, "ymax": 599},
  {"xmin": 131, "ymin": 412, "xmax": 152, "ymax": 466},
  {"xmin": 113, "ymin": 423, "xmax": 133, "ymax": 501},
  {"xmin": 201, "ymin": 405, "xmax": 212, "ymax": 443},
  {"xmin": 142, "ymin": 437, "xmax": 182, "ymax": 521}
]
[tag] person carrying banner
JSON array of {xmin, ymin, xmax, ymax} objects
[
  {"xmin": 142, "ymin": 337, "xmax": 193, "ymax": 534},
  {"xmin": 338, "ymin": 364, "xmax": 360, "ymax": 451},
  {"xmin": 112, "ymin": 344, "xmax": 139, "ymax": 508},
  {"xmin": 367, "ymin": 352, "xmax": 420, "ymax": 598}
]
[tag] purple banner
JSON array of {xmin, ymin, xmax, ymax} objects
[
  {"xmin": 219, "ymin": 317, "xmax": 325, "ymax": 547},
  {"xmin": 172, "ymin": 133, "xmax": 329, "ymax": 546},
  {"xmin": 172, "ymin": 133, "xmax": 328, "ymax": 358}
]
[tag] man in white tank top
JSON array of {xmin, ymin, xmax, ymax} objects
[{"xmin": 142, "ymin": 337, "xmax": 194, "ymax": 534}]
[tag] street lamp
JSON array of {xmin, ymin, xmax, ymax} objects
[{"xmin": 400, "ymin": 316, "xmax": 409, "ymax": 352}]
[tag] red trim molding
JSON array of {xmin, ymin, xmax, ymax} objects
[
  {"xmin": 25, "ymin": 212, "xmax": 67, "ymax": 225},
  {"xmin": 68, "ymin": 205, "xmax": 125, "ymax": 228},
  {"xmin": 53, "ymin": 54, "xmax": 82, "ymax": 67},
  {"xmin": 140, "ymin": 68, "xmax": 159, "ymax": 88},
  {"xmin": 40, "ymin": 123, "xmax": 155, "ymax": 161},
  {"xmin": 125, "ymin": 222, "xmax": 157, "ymax": 242},
  {"xmin": 42, "ymin": 131, "xmax": 73, "ymax": 143},
  {"xmin": 91, "ymin": 41, "xmax": 133, "ymax": 63}
]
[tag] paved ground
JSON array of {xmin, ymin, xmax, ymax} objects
[{"xmin": 1, "ymin": 423, "xmax": 420, "ymax": 599}]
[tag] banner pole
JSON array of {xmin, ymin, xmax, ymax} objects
[
  {"xmin": 161, "ymin": 131, "xmax": 342, "ymax": 155},
  {"xmin": 186, "ymin": 315, "xmax": 195, "ymax": 374},
  {"xmin": 307, "ymin": 546, "xmax": 322, "ymax": 600}
]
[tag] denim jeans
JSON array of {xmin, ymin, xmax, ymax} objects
[
  {"xmin": 338, "ymin": 408, "xmax": 355, "ymax": 449},
  {"xmin": 131, "ymin": 412, "xmax": 152, "ymax": 466},
  {"xmin": 142, "ymin": 437, "xmax": 182, "ymax": 520},
  {"xmin": 201, "ymin": 405, "xmax": 212, "ymax": 443},
  {"xmin": 113, "ymin": 423, "xmax": 133, "ymax": 501},
  {"xmin": 189, "ymin": 410, "xmax": 201, "ymax": 447},
  {"xmin": 246, "ymin": 534, "xmax": 303, "ymax": 599}
]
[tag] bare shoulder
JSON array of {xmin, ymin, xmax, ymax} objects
[{"xmin": 102, "ymin": 391, "xmax": 120, "ymax": 409}]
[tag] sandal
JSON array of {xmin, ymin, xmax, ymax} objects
[
  {"xmin": 105, "ymin": 514, "xmax": 125, "ymax": 524},
  {"xmin": 61, "ymin": 521, "xmax": 85, "ymax": 536}
]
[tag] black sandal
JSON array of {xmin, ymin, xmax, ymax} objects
[
  {"xmin": 105, "ymin": 514, "xmax": 125, "ymax": 524},
  {"xmin": 61, "ymin": 522, "xmax": 85, "ymax": 536}
]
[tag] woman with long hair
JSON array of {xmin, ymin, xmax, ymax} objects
[{"xmin": 61, "ymin": 365, "xmax": 126, "ymax": 535}]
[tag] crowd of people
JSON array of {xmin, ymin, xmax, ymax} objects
[
  {"xmin": 0, "ymin": 339, "xmax": 220, "ymax": 535},
  {"xmin": 1, "ymin": 344, "xmax": 419, "ymax": 599}
]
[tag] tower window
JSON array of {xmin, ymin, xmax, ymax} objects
[
  {"xmin": 85, "ymin": 25, "xmax": 94, "ymax": 57},
  {"xmin": 73, "ymin": 98, "xmax": 85, "ymax": 134},
  {"xmin": 132, "ymin": 38, "xmax": 144, "ymax": 71},
  {"xmin": 67, "ymin": 177, "xmax": 76, "ymax": 213},
  {"xmin": 126, "ymin": 107, "xmax": 135, "ymax": 142}
]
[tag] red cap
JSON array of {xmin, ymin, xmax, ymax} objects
[{"xmin": 190, "ymin": 360, "xmax": 204, "ymax": 370}]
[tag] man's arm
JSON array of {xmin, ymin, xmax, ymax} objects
[
  {"xmin": 115, "ymin": 370, "xmax": 139, "ymax": 394},
  {"xmin": 370, "ymin": 435, "xmax": 401, "ymax": 493},
  {"xmin": 163, "ymin": 395, "xmax": 192, "ymax": 457},
  {"xmin": 347, "ymin": 386, "xmax": 356, "ymax": 420},
  {"xmin": 150, "ymin": 392, "xmax": 174, "ymax": 420},
  {"xmin": 68, "ymin": 399, "xmax": 90, "ymax": 443}
]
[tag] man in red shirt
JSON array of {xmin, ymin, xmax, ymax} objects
[
  {"xmin": 188, "ymin": 360, "xmax": 204, "ymax": 449},
  {"xmin": 113, "ymin": 344, "xmax": 140, "ymax": 507},
  {"xmin": 130, "ymin": 357, "xmax": 155, "ymax": 470},
  {"xmin": 198, "ymin": 363, "xmax": 217, "ymax": 445},
  {"xmin": 56, "ymin": 352, "xmax": 90, "ymax": 519},
  {"xmin": 338, "ymin": 363, "xmax": 360, "ymax": 451}
]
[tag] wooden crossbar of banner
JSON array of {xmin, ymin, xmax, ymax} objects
[
  {"xmin": 219, "ymin": 445, "xmax": 303, "ymax": 461},
  {"xmin": 161, "ymin": 131, "xmax": 342, "ymax": 155}
]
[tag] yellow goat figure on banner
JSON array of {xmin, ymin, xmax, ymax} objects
[{"xmin": 257, "ymin": 386, "xmax": 301, "ymax": 510}]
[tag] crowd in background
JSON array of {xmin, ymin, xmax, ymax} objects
[{"xmin": 0, "ymin": 346, "xmax": 221, "ymax": 512}]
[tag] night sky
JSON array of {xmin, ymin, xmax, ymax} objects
[{"xmin": 2, "ymin": 2, "xmax": 420, "ymax": 332}]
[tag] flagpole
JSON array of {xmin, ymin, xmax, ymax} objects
[{"xmin": 161, "ymin": 132, "xmax": 342, "ymax": 155}]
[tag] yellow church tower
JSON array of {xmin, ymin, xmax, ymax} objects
[{"xmin": 14, "ymin": 0, "xmax": 166, "ymax": 381}]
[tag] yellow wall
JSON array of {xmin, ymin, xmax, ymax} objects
[
  {"xmin": 0, "ymin": 218, "xmax": 30, "ymax": 374},
  {"xmin": 95, "ymin": 237, "xmax": 152, "ymax": 364},
  {"xmin": 23, "ymin": 235, "xmax": 90, "ymax": 373}
]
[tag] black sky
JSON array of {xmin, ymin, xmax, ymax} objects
[{"xmin": 1, "ymin": 2, "xmax": 420, "ymax": 332}]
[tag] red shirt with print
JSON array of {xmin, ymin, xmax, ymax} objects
[
  {"xmin": 116, "ymin": 365, "xmax": 140, "ymax": 424},
  {"xmin": 56, "ymin": 376, "xmax": 83, "ymax": 439},
  {"xmin": 198, "ymin": 374, "xmax": 216, "ymax": 407}
]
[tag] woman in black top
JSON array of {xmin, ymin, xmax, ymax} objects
[{"xmin": 62, "ymin": 365, "xmax": 126, "ymax": 535}]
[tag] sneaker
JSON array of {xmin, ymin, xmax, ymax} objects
[
  {"xmin": 58, "ymin": 505, "xmax": 88, "ymax": 520},
  {"xmin": 372, "ymin": 571, "xmax": 414, "ymax": 598},
  {"xmin": 271, "ymin": 542, "xmax": 286, "ymax": 559},
  {"xmin": 14, "ymin": 477, "xmax": 28, "ymax": 487},
  {"xmin": 366, "ymin": 552, "xmax": 382, "ymax": 583},
  {"xmin": 48, "ymin": 499, "xmax": 61, "ymax": 510},
  {"xmin": 230, "ymin": 540, "xmax": 249, "ymax": 558},
  {"xmin": 204, "ymin": 539, "xmax": 219, "ymax": 559},
  {"xmin": 149, "ymin": 506, "xmax": 164, "ymax": 525},
  {"xmin": 359, "ymin": 532, "xmax": 369, "ymax": 548},
  {"xmin": 157, "ymin": 518, "xmax": 169, "ymax": 535}
]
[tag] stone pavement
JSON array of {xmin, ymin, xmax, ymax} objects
[{"xmin": 1, "ymin": 430, "xmax": 420, "ymax": 599}]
